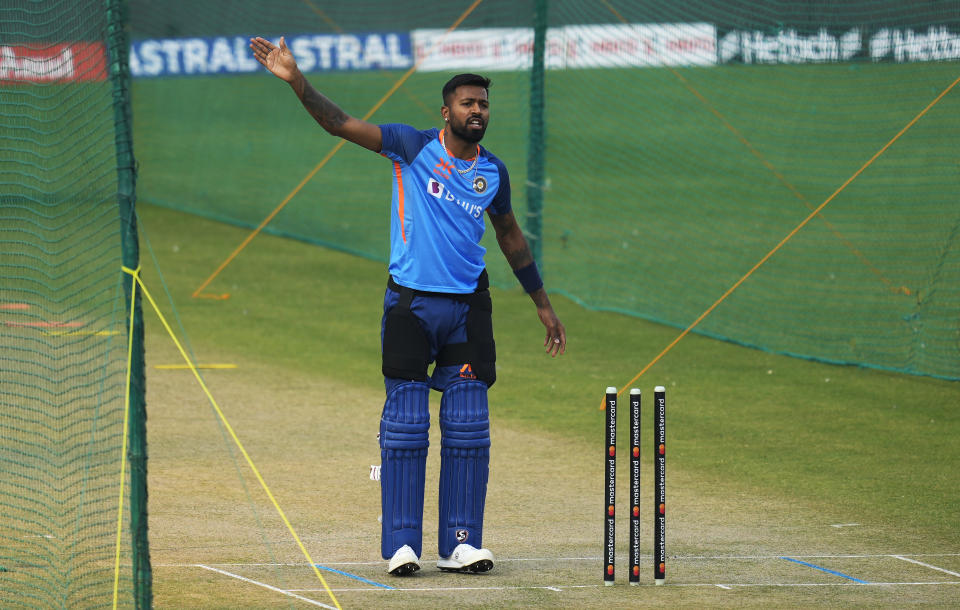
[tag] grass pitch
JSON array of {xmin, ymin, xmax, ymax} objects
[{"xmin": 137, "ymin": 202, "xmax": 958, "ymax": 608}]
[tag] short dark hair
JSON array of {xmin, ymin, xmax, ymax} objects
[{"xmin": 442, "ymin": 74, "xmax": 491, "ymax": 106}]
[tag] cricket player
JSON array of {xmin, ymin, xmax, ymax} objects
[{"xmin": 250, "ymin": 36, "xmax": 566, "ymax": 575}]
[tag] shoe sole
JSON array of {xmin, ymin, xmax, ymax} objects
[
  {"xmin": 389, "ymin": 561, "xmax": 421, "ymax": 576},
  {"xmin": 438, "ymin": 559, "xmax": 494, "ymax": 573}
]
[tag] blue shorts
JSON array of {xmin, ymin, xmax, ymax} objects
[{"xmin": 381, "ymin": 287, "xmax": 474, "ymax": 395}]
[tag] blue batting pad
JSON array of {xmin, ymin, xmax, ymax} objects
[
  {"xmin": 380, "ymin": 381, "xmax": 430, "ymax": 559},
  {"xmin": 437, "ymin": 380, "xmax": 490, "ymax": 557}
]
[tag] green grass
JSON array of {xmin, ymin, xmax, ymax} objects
[
  {"xmin": 136, "ymin": 201, "xmax": 959, "ymax": 607},
  {"xmin": 132, "ymin": 61, "xmax": 960, "ymax": 381}
]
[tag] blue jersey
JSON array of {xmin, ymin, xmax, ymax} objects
[{"xmin": 379, "ymin": 124, "xmax": 511, "ymax": 294}]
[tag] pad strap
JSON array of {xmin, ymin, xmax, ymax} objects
[{"xmin": 435, "ymin": 290, "xmax": 496, "ymax": 386}]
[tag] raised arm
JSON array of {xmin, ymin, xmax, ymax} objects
[
  {"xmin": 249, "ymin": 36, "xmax": 382, "ymax": 153},
  {"xmin": 488, "ymin": 210, "xmax": 566, "ymax": 356}
]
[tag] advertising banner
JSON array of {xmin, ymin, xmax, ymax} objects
[
  {"xmin": 412, "ymin": 24, "xmax": 717, "ymax": 72},
  {"xmin": 0, "ymin": 43, "xmax": 107, "ymax": 83},
  {"xmin": 129, "ymin": 33, "xmax": 412, "ymax": 78},
  {"xmin": 125, "ymin": 23, "xmax": 960, "ymax": 78}
]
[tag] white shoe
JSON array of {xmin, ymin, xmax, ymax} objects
[
  {"xmin": 387, "ymin": 545, "xmax": 421, "ymax": 576},
  {"xmin": 437, "ymin": 543, "xmax": 494, "ymax": 573}
]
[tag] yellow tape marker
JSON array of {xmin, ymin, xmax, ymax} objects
[{"xmin": 154, "ymin": 364, "xmax": 238, "ymax": 370}]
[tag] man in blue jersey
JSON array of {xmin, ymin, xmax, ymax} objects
[{"xmin": 251, "ymin": 36, "xmax": 566, "ymax": 576}]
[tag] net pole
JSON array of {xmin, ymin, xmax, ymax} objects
[
  {"xmin": 525, "ymin": 0, "xmax": 547, "ymax": 265},
  {"xmin": 106, "ymin": 0, "xmax": 152, "ymax": 606}
]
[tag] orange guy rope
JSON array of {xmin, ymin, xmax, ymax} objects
[
  {"xmin": 668, "ymin": 68, "xmax": 912, "ymax": 297},
  {"xmin": 601, "ymin": 0, "xmax": 909, "ymax": 297},
  {"xmin": 609, "ymin": 74, "xmax": 960, "ymax": 406},
  {"xmin": 299, "ymin": 0, "xmax": 341, "ymax": 32},
  {"xmin": 300, "ymin": 0, "xmax": 436, "ymax": 118},
  {"xmin": 193, "ymin": 0, "xmax": 485, "ymax": 299}
]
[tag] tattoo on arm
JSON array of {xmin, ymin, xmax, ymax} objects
[
  {"xmin": 292, "ymin": 75, "xmax": 348, "ymax": 133},
  {"xmin": 504, "ymin": 243, "xmax": 533, "ymax": 270},
  {"xmin": 491, "ymin": 213, "xmax": 554, "ymax": 311},
  {"xmin": 492, "ymin": 213, "xmax": 534, "ymax": 270}
]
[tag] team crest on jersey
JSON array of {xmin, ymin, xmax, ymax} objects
[{"xmin": 472, "ymin": 176, "xmax": 487, "ymax": 194}]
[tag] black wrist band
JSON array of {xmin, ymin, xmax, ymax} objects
[{"xmin": 513, "ymin": 261, "xmax": 543, "ymax": 294}]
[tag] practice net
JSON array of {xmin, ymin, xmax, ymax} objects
[
  {"xmin": 130, "ymin": 0, "xmax": 960, "ymax": 380},
  {"xmin": 1, "ymin": 0, "xmax": 148, "ymax": 607}
]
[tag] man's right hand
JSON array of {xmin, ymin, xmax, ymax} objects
[
  {"xmin": 248, "ymin": 35, "xmax": 383, "ymax": 152},
  {"xmin": 250, "ymin": 36, "xmax": 299, "ymax": 83}
]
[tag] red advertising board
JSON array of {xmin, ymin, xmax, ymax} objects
[{"xmin": 0, "ymin": 42, "xmax": 107, "ymax": 83}]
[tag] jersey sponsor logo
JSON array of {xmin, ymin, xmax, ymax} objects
[
  {"xmin": 425, "ymin": 179, "xmax": 484, "ymax": 219},
  {"xmin": 428, "ymin": 178, "xmax": 445, "ymax": 198},
  {"xmin": 459, "ymin": 363, "xmax": 477, "ymax": 379}
]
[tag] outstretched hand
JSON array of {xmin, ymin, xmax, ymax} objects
[
  {"xmin": 249, "ymin": 36, "xmax": 299, "ymax": 82},
  {"xmin": 539, "ymin": 305, "xmax": 566, "ymax": 357}
]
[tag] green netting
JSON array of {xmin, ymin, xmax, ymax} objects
[
  {"xmin": 130, "ymin": 0, "xmax": 959, "ymax": 380},
  {"xmin": 1, "ymin": 0, "xmax": 147, "ymax": 607}
]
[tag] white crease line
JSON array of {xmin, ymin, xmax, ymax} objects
[
  {"xmin": 195, "ymin": 564, "xmax": 337, "ymax": 609},
  {"xmin": 289, "ymin": 581, "xmax": 960, "ymax": 593},
  {"xmin": 892, "ymin": 555, "xmax": 960, "ymax": 577},
  {"xmin": 497, "ymin": 556, "xmax": 602, "ymax": 562},
  {"xmin": 676, "ymin": 553, "xmax": 960, "ymax": 561},
  {"xmin": 291, "ymin": 585, "xmax": 601, "ymax": 593},
  {"xmin": 159, "ymin": 556, "xmax": 602, "ymax": 568},
  {"xmin": 156, "ymin": 553, "xmax": 960, "ymax": 569},
  {"xmin": 680, "ymin": 581, "xmax": 960, "ymax": 588}
]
